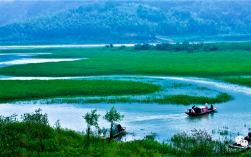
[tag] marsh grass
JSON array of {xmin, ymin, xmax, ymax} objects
[
  {"xmin": 40, "ymin": 92, "xmax": 233, "ymax": 105},
  {"xmin": 0, "ymin": 76, "xmax": 233, "ymax": 105},
  {"xmin": 0, "ymin": 80, "xmax": 160, "ymax": 103},
  {"xmin": 0, "ymin": 46, "xmax": 251, "ymax": 80},
  {"xmin": 220, "ymin": 77, "xmax": 251, "ymax": 88},
  {"xmin": 166, "ymin": 83, "xmax": 193, "ymax": 88}
]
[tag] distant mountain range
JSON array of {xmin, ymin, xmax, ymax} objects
[{"xmin": 1, "ymin": 1, "xmax": 251, "ymax": 45}]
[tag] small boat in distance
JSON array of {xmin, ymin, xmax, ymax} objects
[
  {"xmin": 101, "ymin": 124, "xmax": 126, "ymax": 139},
  {"xmin": 185, "ymin": 105, "xmax": 218, "ymax": 116}
]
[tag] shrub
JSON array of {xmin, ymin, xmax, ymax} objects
[
  {"xmin": 134, "ymin": 43, "xmax": 152, "ymax": 50},
  {"xmin": 171, "ymin": 129, "xmax": 239, "ymax": 156}
]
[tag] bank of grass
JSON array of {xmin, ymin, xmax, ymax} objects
[
  {"xmin": 0, "ymin": 79, "xmax": 233, "ymax": 105},
  {"xmin": 0, "ymin": 46, "xmax": 250, "ymax": 78},
  {"xmin": 220, "ymin": 77, "xmax": 251, "ymax": 88},
  {"xmin": 45, "ymin": 92, "xmax": 233, "ymax": 105},
  {"xmin": 0, "ymin": 80, "xmax": 160, "ymax": 103},
  {"xmin": 0, "ymin": 110, "xmax": 245, "ymax": 156}
]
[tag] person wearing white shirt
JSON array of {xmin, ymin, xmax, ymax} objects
[{"xmin": 205, "ymin": 102, "xmax": 208, "ymax": 111}]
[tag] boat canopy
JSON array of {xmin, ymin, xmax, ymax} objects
[{"xmin": 194, "ymin": 106, "xmax": 207, "ymax": 113}]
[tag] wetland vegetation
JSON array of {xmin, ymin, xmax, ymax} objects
[
  {"xmin": 1, "ymin": 109, "xmax": 248, "ymax": 156},
  {"xmin": 0, "ymin": 42, "xmax": 250, "ymax": 81},
  {"xmin": 0, "ymin": 43, "xmax": 250, "ymax": 156},
  {"xmin": 1, "ymin": 42, "xmax": 247, "ymax": 105},
  {"xmin": 1, "ymin": 1, "xmax": 251, "ymax": 155},
  {"xmin": 220, "ymin": 77, "xmax": 251, "ymax": 88},
  {"xmin": 42, "ymin": 92, "xmax": 233, "ymax": 106},
  {"xmin": 0, "ymin": 80, "xmax": 160, "ymax": 103},
  {"xmin": 0, "ymin": 78, "xmax": 233, "ymax": 105}
]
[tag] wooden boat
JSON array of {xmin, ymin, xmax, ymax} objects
[
  {"xmin": 230, "ymin": 132, "xmax": 251, "ymax": 150},
  {"xmin": 230, "ymin": 142, "xmax": 251, "ymax": 150},
  {"xmin": 112, "ymin": 127, "xmax": 126, "ymax": 138},
  {"xmin": 185, "ymin": 106, "xmax": 218, "ymax": 116},
  {"xmin": 101, "ymin": 126, "xmax": 126, "ymax": 139}
]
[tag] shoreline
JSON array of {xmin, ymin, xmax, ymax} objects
[{"xmin": 0, "ymin": 44, "xmax": 136, "ymax": 49}]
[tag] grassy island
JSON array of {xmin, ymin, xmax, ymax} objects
[
  {"xmin": 0, "ymin": 79, "xmax": 233, "ymax": 105},
  {"xmin": 0, "ymin": 80, "xmax": 160, "ymax": 103}
]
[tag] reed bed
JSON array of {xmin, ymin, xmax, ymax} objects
[
  {"xmin": 220, "ymin": 77, "xmax": 251, "ymax": 88},
  {"xmin": 40, "ymin": 92, "xmax": 233, "ymax": 105}
]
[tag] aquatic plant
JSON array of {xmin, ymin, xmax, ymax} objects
[
  {"xmin": 219, "ymin": 130, "xmax": 229, "ymax": 135},
  {"xmin": 39, "ymin": 92, "xmax": 233, "ymax": 105}
]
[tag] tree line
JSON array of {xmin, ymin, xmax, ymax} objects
[{"xmin": 134, "ymin": 41, "xmax": 251, "ymax": 53}]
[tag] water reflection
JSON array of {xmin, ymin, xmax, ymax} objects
[
  {"xmin": 0, "ymin": 53, "xmax": 87, "ymax": 68},
  {"xmin": 185, "ymin": 112, "xmax": 216, "ymax": 122}
]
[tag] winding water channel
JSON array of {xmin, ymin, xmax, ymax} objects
[{"xmin": 0, "ymin": 52, "xmax": 250, "ymax": 142}]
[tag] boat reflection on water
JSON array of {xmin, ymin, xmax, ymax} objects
[{"xmin": 185, "ymin": 111, "xmax": 217, "ymax": 122}]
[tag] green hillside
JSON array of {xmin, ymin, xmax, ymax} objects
[{"xmin": 1, "ymin": 1, "xmax": 251, "ymax": 44}]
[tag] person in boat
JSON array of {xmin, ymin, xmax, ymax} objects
[
  {"xmin": 209, "ymin": 104, "xmax": 214, "ymax": 110},
  {"xmin": 205, "ymin": 102, "xmax": 208, "ymax": 111},
  {"xmin": 117, "ymin": 124, "xmax": 123, "ymax": 132}
]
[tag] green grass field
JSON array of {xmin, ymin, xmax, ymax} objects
[
  {"xmin": 0, "ymin": 45, "xmax": 249, "ymax": 104},
  {"xmin": 0, "ymin": 80, "xmax": 160, "ymax": 103},
  {"xmin": 219, "ymin": 77, "xmax": 251, "ymax": 88},
  {"xmin": 0, "ymin": 47, "xmax": 250, "ymax": 79},
  {"xmin": 0, "ymin": 79, "xmax": 233, "ymax": 105},
  {"xmin": 1, "ymin": 46, "xmax": 250, "ymax": 156}
]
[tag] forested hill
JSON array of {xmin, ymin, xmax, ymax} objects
[
  {"xmin": 0, "ymin": 1, "xmax": 87, "ymax": 26},
  {"xmin": 1, "ymin": 1, "xmax": 251, "ymax": 45}
]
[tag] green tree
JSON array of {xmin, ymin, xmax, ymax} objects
[
  {"xmin": 83, "ymin": 108, "xmax": 101, "ymax": 140},
  {"xmin": 103, "ymin": 106, "xmax": 124, "ymax": 141}
]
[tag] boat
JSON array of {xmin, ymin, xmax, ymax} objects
[
  {"xmin": 230, "ymin": 133, "xmax": 251, "ymax": 150},
  {"xmin": 185, "ymin": 106, "xmax": 218, "ymax": 116},
  {"xmin": 101, "ymin": 124, "xmax": 126, "ymax": 139},
  {"xmin": 230, "ymin": 142, "xmax": 251, "ymax": 150},
  {"xmin": 112, "ymin": 127, "xmax": 126, "ymax": 138}
]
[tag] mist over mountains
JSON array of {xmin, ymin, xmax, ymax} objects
[{"xmin": 1, "ymin": 1, "xmax": 251, "ymax": 45}]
